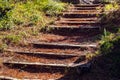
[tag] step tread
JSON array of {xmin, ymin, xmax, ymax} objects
[
  {"xmin": 3, "ymin": 60, "xmax": 88, "ymax": 68},
  {"xmin": 6, "ymin": 49, "xmax": 85, "ymax": 57}
]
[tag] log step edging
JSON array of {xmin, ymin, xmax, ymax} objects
[
  {"xmin": 74, "ymin": 4, "xmax": 102, "ymax": 7},
  {"xmin": 63, "ymin": 12, "xmax": 102, "ymax": 15},
  {"xmin": 3, "ymin": 60, "xmax": 89, "ymax": 68},
  {"xmin": 0, "ymin": 76, "xmax": 18, "ymax": 80},
  {"xmin": 31, "ymin": 42, "xmax": 98, "ymax": 49},
  {"xmin": 48, "ymin": 25, "xmax": 100, "ymax": 29},
  {"xmin": 60, "ymin": 17, "xmax": 99, "ymax": 21},
  {"xmin": 55, "ymin": 21, "xmax": 100, "ymax": 25},
  {"xmin": 0, "ymin": 76, "xmax": 56, "ymax": 80},
  {"xmin": 66, "ymin": 10, "xmax": 102, "ymax": 12},
  {"xmin": 69, "ymin": 7, "xmax": 101, "ymax": 10},
  {"xmin": 6, "ymin": 49, "xmax": 86, "ymax": 57}
]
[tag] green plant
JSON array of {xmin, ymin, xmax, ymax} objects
[
  {"xmin": 104, "ymin": 3, "xmax": 119, "ymax": 11},
  {"xmin": 8, "ymin": 2, "xmax": 45, "ymax": 26},
  {"xmin": 35, "ymin": 0, "xmax": 65, "ymax": 15},
  {"xmin": 0, "ymin": 43, "xmax": 7, "ymax": 52},
  {"xmin": 100, "ymin": 29, "xmax": 120, "ymax": 54},
  {"xmin": 0, "ymin": 0, "xmax": 66, "ymax": 31},
  {"xmin": 100, "ymin": 29, "xmax": 114, "ymax": 54},
  {"xmin": 0, "ymin": 0, "xmax": 13, "ymax": 18},
  {"xmin": 101, "ymin": 3, "xmax": 120, "ymax": 27},
  {"xmin": 2, "ymin": 34, "xmax": 21, "ymax": 45},
  {"xmin": 0, "ymin": 18, "xmax": 14, "ymax": 30}
]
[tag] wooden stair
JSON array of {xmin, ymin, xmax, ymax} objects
[
  {"xmin": 0, "ymin": 3, "xmax": 103, "ymax": 79},
  {"xmin": 47, "ymin": 4, "xmax": 103, "ymax": 29}
]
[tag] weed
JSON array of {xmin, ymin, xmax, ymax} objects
[
  {"xmin": 101, "ymin": 3, "xmax": 120, "ymax": 27},
  {"xmin": 0, "ymin": 43, "xmax": 7, "ymax": 52},
  {"xmin": 0, "ymin": 18, "xmax": 14, "ymax": 30},
  {"xmin": 100, "ymin": 28, "xmax": 120, "ymax": 54},
  {"xmin": 2, "ymin": 34, "xmax": 21, "ymax": 45},
  {"xmin": 0, "ymin": 0, "xmax": 66, "ymax": 31},
  {"xmin": 35, "ymin": 0, "xmax": 65, "ymax": 15},
  {"xmin": 104, "ymin": 3, "xmax": 119, "ymax": 11},
  {"xmin": 31, "ymin": 27, "xmax": 39, "ymax": 36}
]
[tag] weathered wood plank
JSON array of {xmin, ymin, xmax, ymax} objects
[
  {"xmin": 74, "ymin": 4, "xmax": 102, "ymax": 7},
  {"xmin": 31, "ymin": 42, "xmax": 97, "ymax": 49},
  {"xmin": 0, "ymin": 76, "xmax": 18, "ymax": 80},
  {"xmin": 6, "ymin": 49, "xmax": 85, "ymax": 57},
  {"xmin": 48, "ymin": 25, "xmax": 100, "ymax": 29},
  {"xmin": 3, "ymin": 61, "xmax": 88, "ymax": 68}
]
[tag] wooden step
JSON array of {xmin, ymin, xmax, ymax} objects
[
  {"xmin": 55, "ymin": 21, "xmax": 100, "ymax": 25},
  {"xmin": 74, "ymin": 4, "xmax": 102, "ymax": 7},
  {"xmin": 0, "ymin": 76, "xmax": 18, "ymax": 80},
  {"xmin": 6, "ymin": 49, "xmax": 86, "ymax": 57},
  {"xmin": 66, "ymin": 10, "xmax": 101, "ymax": 13},
  {"xmin": 63, "ymin": 12, "xmax": 101, "ymax": 15},
  {"xmin": 31, "ymin": 42, "xmax": 97, "ymax": 49},
  {"xmin": 63, "ymin": 12, "xmax": 102, "ymax": 18},
  {"xmin": 3, "ymin": 60, "xmax": 89, "ymax": 68},
  {"xmin": 48, "ymin": 25, "xmax": 100, "ymax": 29},
  {"xmin": 69, "ymin": 7, "xmax": 101, "ymax": 10},
  {"xmin": 60, "ymin": 17, "xmax": 99, "ymax": 21}
]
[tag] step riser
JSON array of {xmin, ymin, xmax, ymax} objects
[
  {"xmin": 4, "ymin": 63, "xmax": 69, "ymax": 72},
  {"xmin": 55, "ymin": 23, "xmax": 100, "ymax": 25},
  {"xmin": 14, "ymin": 51, "xmax": 86, "ymax": 59},
  {"xmin": 3, "ymin": 63, "xmax": 89, "ymax": 74},
  {"xmin": 33, "ymin": 44, "xmax": 97, "ymax": 50},
  {"xmin": 48, "ymin": 25, "xmax": 100, "ymax": 29},
  {"xmin": 33, "ymin": 44, "xmax": 86, "ymax": 49},
  {"xmin": 74, "ymin": 5, "xmax": 101, "ymax": 7},
  {"xmin": 60, "ymin": 0, "xmax": 80, "ymax": 4},
  {"xmin": 61, "ymin": 19, "xmax": 98, "ymax": 21},
  {"xmin": 63, "ymin": 14, "xmax": 101, "ymax": 18},
  {"xmin": 70, "ymin": 7, "xmax": 99, "ymax": 10},
  {"xmin": 47, "ymin": 27, "xmax": 100, "ymax": 32}
]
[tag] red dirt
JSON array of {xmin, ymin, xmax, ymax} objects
[
  {"xmin": 27, "ymin": 31, "xmax": 100, "ymax": 45},
  {"xmin": 7, "ymin": 46, "xmax": 94, "ymax": 55},
  {"xmin": 0, "ymin": 65, "xmax": 64, "ymax": 79},
  {"xmin": 3, "ymin": 53, "xmax": 79, "ymax": 64}
]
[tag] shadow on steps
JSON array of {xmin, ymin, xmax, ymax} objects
[{"xmin": 60, "ymin": 0, "xmax": 80, "ymax": 4}]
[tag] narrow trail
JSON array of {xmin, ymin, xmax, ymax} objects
[{"xmin": 0, "ymin": 3, "xmax": 104, "ymax": 80}]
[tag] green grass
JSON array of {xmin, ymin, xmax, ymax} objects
[
  {"xmin": 0, "ymin": 0, "xmax": 66, "ymax": 30},
  {"xmin": 2, "ymin": 34, "xmax": 21, "ymax": 45}
]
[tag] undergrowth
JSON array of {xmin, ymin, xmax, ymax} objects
[
  {"xmin": 101, "ymin": 3, "xmax": 120, "ymax": 28},
  {"xmin": 99, "ymin": 28, "xmax": 120, "ymax": 78},
  {"xmin": 0, "ymin": 0, "xmax": 66, "ymax": 49}
]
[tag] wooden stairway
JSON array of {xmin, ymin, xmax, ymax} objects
[{"xmin": 0, "ymin": 4, "xmax": 103, "ymax": 80}]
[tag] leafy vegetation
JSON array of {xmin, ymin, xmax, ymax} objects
[
  {"xmin": 101, "ymin": 3, "xmax": 120, "ymax": 27},
  {"xmin": 100, "ymin": 2, "xmax": 120, "ymax": 54},
  {"xmin": 100, "ymin": 29, "xmax": 120, "ymax": 54},
  {"xmin": 0, "ymin": 0, "xmax": 66, "ymax": 30},
  {"xmin": 0, "ymin": 0, "xmax": 66, "ymax": 47},
  {"xmin": 2, "ymin": 34, "xmax": 21, "ymax": 45}
]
